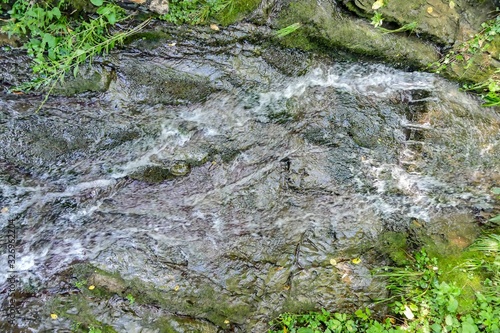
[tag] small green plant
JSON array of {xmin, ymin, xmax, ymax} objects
[
  {"xmin": 465, "ymin": 233, "xmax": 500, "ymax": 300},
  {"xmin": 88, "ymin": 326, "xmax": 102, "ymax": 333},
  {"xmin": 370, "ymin": 0, "xmax": 387, "ymax": 28},
  {"xmin": 70, "ymin": 321, "xmax": 81, "ymax": 332},
  {"xmin": 371, "ymin": 12, "xmax": 384, "ymax": 28},
  {"xmin": 274, "ymin": 23, "xmax": 302, "ymax": 38},
  {"xmin": 160, "ymin": 0, "xmax": 232, "ymax": 25},
  {"xmin": 269, "ymin": 308, "xmax": 394, "ymax": 333},
  {"xmin": 126, "ymin": 293, "xmax": 135, "ymax": 305},
  {"xmin": 159, "ymin": 0, "xmax": 259, "ymax": 26},
  {"xmin": 75, "ymin": 279, "xmax": 87, "ymax": 289},
  {"xmin": 464, "ymin": 74, "xmax": 500, "ymax": 106}
]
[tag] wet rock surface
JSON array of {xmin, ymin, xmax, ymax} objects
[
  {"xmin": 274, "ymin": 0, "xmax": 441, "ymax": 68},
  {"xmin": 343, "ymin": 0, "xmax": 493, "ymax": 45},
  {"xmin": 0, "ymin": 22, "xmax": 499, "ymax": 332},
  {"xmin": 272, "ymin": 0, "xmax": 499, "ymax": 83}
]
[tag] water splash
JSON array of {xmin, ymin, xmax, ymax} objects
[{"xmin": 0, "ymin": 58, "xmax": 498, "ymax": 331}]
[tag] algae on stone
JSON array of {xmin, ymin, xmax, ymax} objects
[{"xmin": 275, "ymin": 0, "xmax": 440, "ymax": 68}]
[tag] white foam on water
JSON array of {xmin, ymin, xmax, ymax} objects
[
  {"xmin": 1, "ymin": 60, "xmax": 496, "ymax": 317},
  {"xmin": 111, "ymin": 124, "xmax": 192, "ymax": 178},
  {"xmin": 62, "ymin": 179, "xmax": 116, "ymax": 196},
  {"xmin": 250, "ymin": 64, "xmax": 437, "ymax": 119}
]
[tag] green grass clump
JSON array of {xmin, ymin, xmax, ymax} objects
[
  {"xmin": 269, "ymin": 233, "xmax": 500, "ymax": 333},
  {"xmin": 159, "ymin": 0, "xmax": 260, "ymax": 26},
  {"xmin": 213, "ymin": 0, "xmax": 261, "ymax": 26},
  {"xmin": 274, "ymin": 23, "xmax": 302, "ymax": 38},
  {"xmin": 159, "ymin": 0, "xmax": 225, "ymax": 25}
]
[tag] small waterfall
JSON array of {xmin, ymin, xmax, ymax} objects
[{"xmin": 1, "ymin": 54, "xmax": 498, "ymax": 330}]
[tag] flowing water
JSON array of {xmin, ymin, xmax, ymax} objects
[{"xmin": 1, "ymin": 28, "xmax": 499, "ymax": 332}]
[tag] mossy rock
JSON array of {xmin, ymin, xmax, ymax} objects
[
  {"xmin": 50, "ymin": 65, "xmax": 114, "ymax": 96},
  {"xmin": 130, "ymin": 160, "xmax": 191, "ymax": 183},
  {"xmin": 377, "ymin": 231, "xmax": 409, "ymax": 265},
  {"xmin": 275, "ymin": 0, "xmax": 440, "ymax": 68},
  {"xmin": 110, "ymin": 60, "xmax": 217, "ymax": 105},
  {"xmin": 154, "ymin": 317, "xmax": 218, "ymax": 333},
  {"xmin": 376, "ymin": 213, "xmax": 489, "ymax": 313},
  {"xmin": 344, "ymin": 0, "xmax": 495, "ymax": 46},
  {"xmin": 443, "ymin": 35, "xmax": 500, "ymax": 84},
  {"xmin": 0, "ymin": 31, "xmax": 20, "ymax": 47}
]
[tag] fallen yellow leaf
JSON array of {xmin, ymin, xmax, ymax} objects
[
  {"xmin": 330, "ymin": 259, "xmax": 337, "ymax": 266},
  {"xmin": 352, "ymin": 258, "xmax": 361, "ymax": 264},
  {"xmin": 224, "ymin": 319, "xmax": 230, "ymax": 324},
  {"xmin": 174, "ymin": 285, "xmax": 180, "ymax": 291},
  {"xmin": 1, "ymin": 207, "xmax": 8, "ymax": 213},
  {"xmin": 50, "ymin": 313, "xmax": 58, "ymax": 319},
  {"xmin": 427, "ymin": 7, "xmax": 433, "ymax": 14},
  {"xmin": 210, "ymin": 24, "xmax": 220, "ymax": 31},
  {"xmin": 449, "ymin": 0, "xmax": 455, "ymax": 9},
  {"xmin": 283, "ymin": 285, "xmax": 290, "ymax": 290},
  {"xmin": 88, "ymin": 285, "xmax": 95, "ymax": 290},
  {"xmin": 372, "ymin": 0, "xmax": 384, "ymax": 10}
]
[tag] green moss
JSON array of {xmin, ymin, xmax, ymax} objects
[
  {"xmin": 421, "ymin": 238, "xmax": 487, "ymax": 312},
  {"xmin": 153, "ymin": 318, "xmax": 178, "ymax": 333},
  {"xmin": 375, "ymin": 214, "xmax": 492, "ymax": 313},
  {"xmin": 275, "ymin": 0, "xmax": 438, "ymax": 67},
  {"xmin": 438, "ymin": 255, "xmax": 484, "ymax": 312},
  {"xmin": 71, "ymin": 263, "xmax": 127, "ymax": 297},
  {"xmin": 278, "ymin": 31, "xmax": 317, "ymax": 52},
  {"xmin": 203, "ymin": 302, "xmax": 252, "ymax": 327},
  {"xmin": 154, "ymin": 316, "xmax": 219, "ymax": 333},
  {"xmin": 394, "ymin": 215, "xmax": 486, "ymax": 312},
  {"xmin": 274, "ymin": 1, "xmax": 318, "ymax": 51},
  {"xmin": 130, "ymin": 162, "xmax": 194, "ymax": 183},
  {"xmin": 51, "ymin": 67, "xmax": 111, "ymax": 96},
  {"xmin": 160, "ymin": 0, "xmax": 260, "ymax": 26},
  {"xmin": 65, "ymin": 263, "xmax": 250, "ymax": 329},
  {"xmin": 344, "ymin": 1, "xmax": 367, "ymax": 18},
  {"xmin": 203, "ymin": 145, "xmax": 242, "ymax": 164},
  {"xmin": 48, "ymin": 293, "xmax": 118, "ymax": 333},
  {"xmin": 377, "ymin": 231, "xmax": 409, "ymax": 266}
]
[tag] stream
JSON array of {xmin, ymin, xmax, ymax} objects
[{"xmin": 1, "ymin": 25, "xmax": 499, "ymax": 332}]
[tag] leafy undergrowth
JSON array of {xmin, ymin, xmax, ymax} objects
[
  {"xmin": 159, "ymin": 0, "xmax": 260, "ymax": 26},
  {"xmin": 0, "ymin": 0, "xmax": 258, "ymax": 109},
  {"xmin": 269, "ymin": 231, "xmax": 500, "ymax": 333},
  {"xmin": 1, "ymin": 0, "xmax": 150, "ymax": 109}
]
